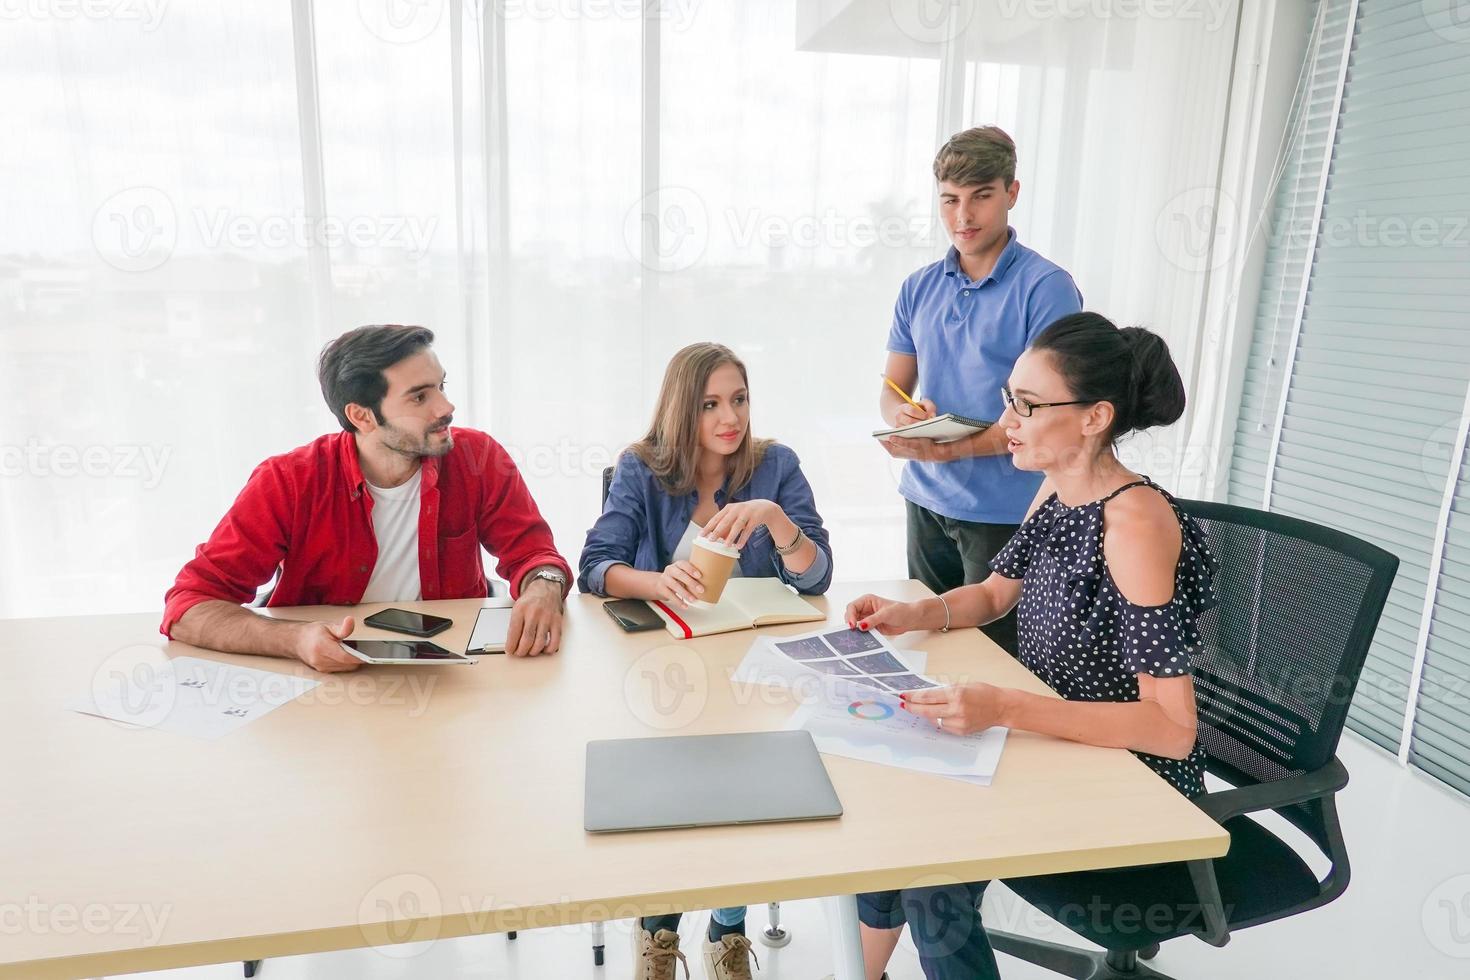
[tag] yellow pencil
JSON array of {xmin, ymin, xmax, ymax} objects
[{"xmin": 881, "ymin": 374, "xmax": 923, "ymax": 410}]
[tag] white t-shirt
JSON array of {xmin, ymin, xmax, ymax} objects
[
  {"xmin": 360, "ymin": 468, "xmax": 424, "ymax": 603},
  {"xmin": 670, "ymin": 521, "xmax": 743, "ymax": 579}
]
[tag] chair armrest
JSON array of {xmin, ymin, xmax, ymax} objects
[
  {"xmin": 1182, "ymin": 755, "xmax": 1352, "ymax": 946},
  {"xmin": 1193, "ymin": 756, "xmax": 1348, "ymax": 824}
]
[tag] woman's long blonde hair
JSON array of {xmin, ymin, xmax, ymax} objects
[{"xmin": 627, "ymin": 342, "xmax": 771, "ymax": 496}]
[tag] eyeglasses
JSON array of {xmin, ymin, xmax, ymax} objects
[{"xmin": 1000, "ymin": 384, "xmax": 1094, "ymax": 418}]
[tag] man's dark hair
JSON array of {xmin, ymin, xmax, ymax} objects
[{"xmin": 318, "ymin": 324, "xmax": 436, "ymax": 432}]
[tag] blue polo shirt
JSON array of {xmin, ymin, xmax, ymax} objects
[{"xmin": 889, "ymin": 228, "xmax": 1082, "ymax": 524}]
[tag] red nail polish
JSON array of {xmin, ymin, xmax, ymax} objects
[{"xmin": 859, "ymin": 621, "xmax": 868, "ymax": 630}]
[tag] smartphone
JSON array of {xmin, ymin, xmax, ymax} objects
[
  {"xmin": 603, "ymin": 599, "xmax": 665, "ymax": 633},
  {"xmin": 363, "ymin": 608, "xmax": 453, "ymax": 638}
]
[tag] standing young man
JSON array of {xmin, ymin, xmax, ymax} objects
[
  {"xmin": 879, "ymin": 127, "xmax": 1082, "ymax": 653},
  {"xmin": 162, "ymin": 324, "xmax": 572, "ymax": 670}
]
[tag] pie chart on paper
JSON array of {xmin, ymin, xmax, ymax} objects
[{"xmin": 847, "ymin": 700, "xmax": 895, "ymax": 721}]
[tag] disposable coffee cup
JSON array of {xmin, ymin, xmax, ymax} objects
[{"xmin": 690, "ymin": 535, "xmax": 741, "ymax": 604}]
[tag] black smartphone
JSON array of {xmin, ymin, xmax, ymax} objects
[
  {"xmin": 602, "ymin": 599, "xmax": 665, "ymax": 632},
  {"xmin": 362, "ymin": 608, "xmax": 453, "ymax": 638}
]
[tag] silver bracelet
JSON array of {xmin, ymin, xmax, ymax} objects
[
  {"xmin": 937, "ymin": 593, "xmax": 951, "ymax": 633},
  {"xmin": 775, "ymin": 526, "xmax": 805, "ymax": 556}
]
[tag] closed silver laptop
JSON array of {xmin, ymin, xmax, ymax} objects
[{"xmin": 584, "ymin": 731, "xmax": 843, "ymax": 833}]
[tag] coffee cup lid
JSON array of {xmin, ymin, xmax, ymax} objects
[{"xmin": 693, "ymin": 535, "xmax": 741, "ymax": 558}]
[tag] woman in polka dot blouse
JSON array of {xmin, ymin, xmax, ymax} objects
[{"xmin": 845, "ymin": 311, "xmax": 1220, "ymax": 980}]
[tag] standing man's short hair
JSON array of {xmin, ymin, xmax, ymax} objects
[
  {"xmin": 932, "ymin": 126, "xmax": 1017, "ymax": 188},
  {"xmin": 317, "ymin": 324, "xmax": 436, "ymax": 432}
]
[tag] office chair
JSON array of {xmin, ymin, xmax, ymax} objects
[{"xmin": 984, "ymin": 498, "xmax": 1398, "ymax": 979}]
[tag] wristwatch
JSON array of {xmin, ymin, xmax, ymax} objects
[{"xmin": 526, "ymin": 567, "xmax": 569, "ymax": 593}]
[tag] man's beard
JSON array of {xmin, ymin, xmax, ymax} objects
[{"xmin": 379, "ymin": 418, "xmax": 454, "ymax": 459}]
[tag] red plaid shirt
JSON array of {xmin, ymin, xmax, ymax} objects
[{"xmin": 161, "ymin": 428, "xmax": 570, "ymax": 636}]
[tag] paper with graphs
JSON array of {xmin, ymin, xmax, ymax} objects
[
  {"xmin": 70, "ymin": 655, "xmax": 318, "ymax": 740},
  {"xmin": 733, "ymin": 626, "xmax": 1006, "ymax": 784},
  {"xmin": 788, "ymin": 696, "xmax": 1007, "ymax": 785}
]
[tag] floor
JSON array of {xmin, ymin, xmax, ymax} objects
[{"xmin": 116, "ymin": 732, "xmax": 1470, "ymax": 980}]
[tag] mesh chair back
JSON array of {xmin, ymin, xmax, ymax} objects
[{"xmin": 1177, "ymin": 499, "xmax": 1398, "ymax": 852}]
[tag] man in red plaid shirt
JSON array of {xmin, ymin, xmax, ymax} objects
[{"xmin": 162, "ymin": 324, "xmax": 571, "ymax": 671}]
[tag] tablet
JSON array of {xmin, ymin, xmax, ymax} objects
[
  {"xmin": 466, "ymin": 606, "xmax": 514, "ymax": 654},
  {"xmin": 340, "ymin": 639, "xmax": 475, "ymax": 665}
]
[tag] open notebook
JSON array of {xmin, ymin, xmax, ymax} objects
[
  {"xmin": 871, "ymin": 413, "xmax": 992, "ymax": 443},
  {"xmin": 651, "ymin": 578, "xmax": 825, "ymax": 639}
]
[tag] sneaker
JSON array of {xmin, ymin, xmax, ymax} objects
[
  {"xmin": 632, "ymin": 926, "xmax": 688, "ymax": 980},
  {"xmin": 703, "ymin": 932, "xmax": 760, "ymax": 980}
]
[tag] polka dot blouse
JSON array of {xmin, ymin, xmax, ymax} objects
[{"xmin": 989, "ymin": 477, "xmax": 1219, "ymax": 797}]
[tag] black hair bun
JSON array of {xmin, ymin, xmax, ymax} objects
[{"xmin": 1119, "ymin": 326, "xmax": 1186, "ymax": 432}]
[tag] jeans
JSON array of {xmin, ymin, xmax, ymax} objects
[
  {"xmin": 858, "ymin": 881, "xmax": 997, "ymax": 980},
  {"xmin": 639, "ymin": 905, "xmax": 745, "ymax": 935}
]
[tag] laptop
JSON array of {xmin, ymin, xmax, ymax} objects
[{"xmin": 584, "ymin": 730, "xmax": 843, "ymax": 833}]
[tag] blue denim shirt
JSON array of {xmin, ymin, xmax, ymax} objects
[{"xmin": 577, "ymin": 442, "xmax": 833, "ymax": 596}]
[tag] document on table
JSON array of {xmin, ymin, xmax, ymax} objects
[
  {"xmin": 787, "ymin": 696, "xmax": 1007, "ymax": 785},
  {"xmin": 731, "ymin": 625, "xmax": 1006, "ymax": 784},
  {"xmin": 69, "ymin": 654, "xmax": 319, "ymax": 740},
  {"xmin": 731, "ymin": 625, "xmax": 936, "ymax": 696},
  {"xmin": 731, "ymin": 635, "xmax": 927, "ymax": 692}
]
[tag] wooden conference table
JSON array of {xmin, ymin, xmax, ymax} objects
[{"xmin": 1, "ymin": 580, "xmax": 1228, "ymax": 979}]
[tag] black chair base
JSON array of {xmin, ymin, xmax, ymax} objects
[{"xmin": 989, "ymin": 930, "xmax": 1171, "ymax": 979}]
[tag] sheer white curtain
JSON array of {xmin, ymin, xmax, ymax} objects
[
  {"xmin": 944, "ymin": 3, "xmax": 1243, "ymax": 496},
  {"xmin": 0, "ymin": 0, "xmax": 1240, "ymax": 618},
  {"xmin": 1, "ymin": 7, "xmax": 320, "ymax": 617},
  {"xmin": 486, "ymin": 1, "xmax": 1241, "ymax": 581},
  {"xmin": 0, "ymin": 4, "xmax": 475, "ymax": 617}
]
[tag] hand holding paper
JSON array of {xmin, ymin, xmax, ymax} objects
[
  {"xmin": 899, "ymin": 683, "xmax": 1010, "ymax": 736},
  {"xmin": 843, "ymin": 592, "xmax": 929, "ymax": 636},
  {"xmin": 733, "ymin": 625, "xmax": 1008, "ymax": 784}
]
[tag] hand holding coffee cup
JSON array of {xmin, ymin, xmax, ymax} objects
[
  {"xmin": 655, "ymin": 560, "xmax": 705, "ymax": 609},
  {"xmin": 701, "ymin": 499, "xmax": 785, "ymax": 551},
  {"xmin": 689, "ymin": 535, "xmax": 741, "ymax": 604}
]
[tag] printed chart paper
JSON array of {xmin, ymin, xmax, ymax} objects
[
  {"xmin": 733, "ymin": 625, "xmax": 939, "ymax": 698},
  {"xmin": 70, "ymin": 655, "xmax": 319, "ymax": 740},
  {"xmin": 787, "ymin": 696, "xmax": 1007, "ymax": 784},
  {"xmin": 732, "ymin": 626, "xmax": 1007, "ymax": 784}
]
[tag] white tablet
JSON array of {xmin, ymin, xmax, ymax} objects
[
  {"xmin": 340, "ymin": 639, "xmax": 475, "ymax": 665},
  {"xmin": 467, "ymin": 606, "xmax": 513, "ymax": 654}
]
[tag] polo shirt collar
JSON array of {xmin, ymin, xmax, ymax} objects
[{"xmin": 943, "ymin": 226, "xmax": 1020, "ymax": 287}]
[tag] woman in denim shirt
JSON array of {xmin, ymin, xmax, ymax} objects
[
  {"xmin": 580, "ymin": 342, "xmax": 832, "ymax": 606},
  {"xmin": 578, "ymin": 341, "xmax": 832, "ymax": 980}
]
